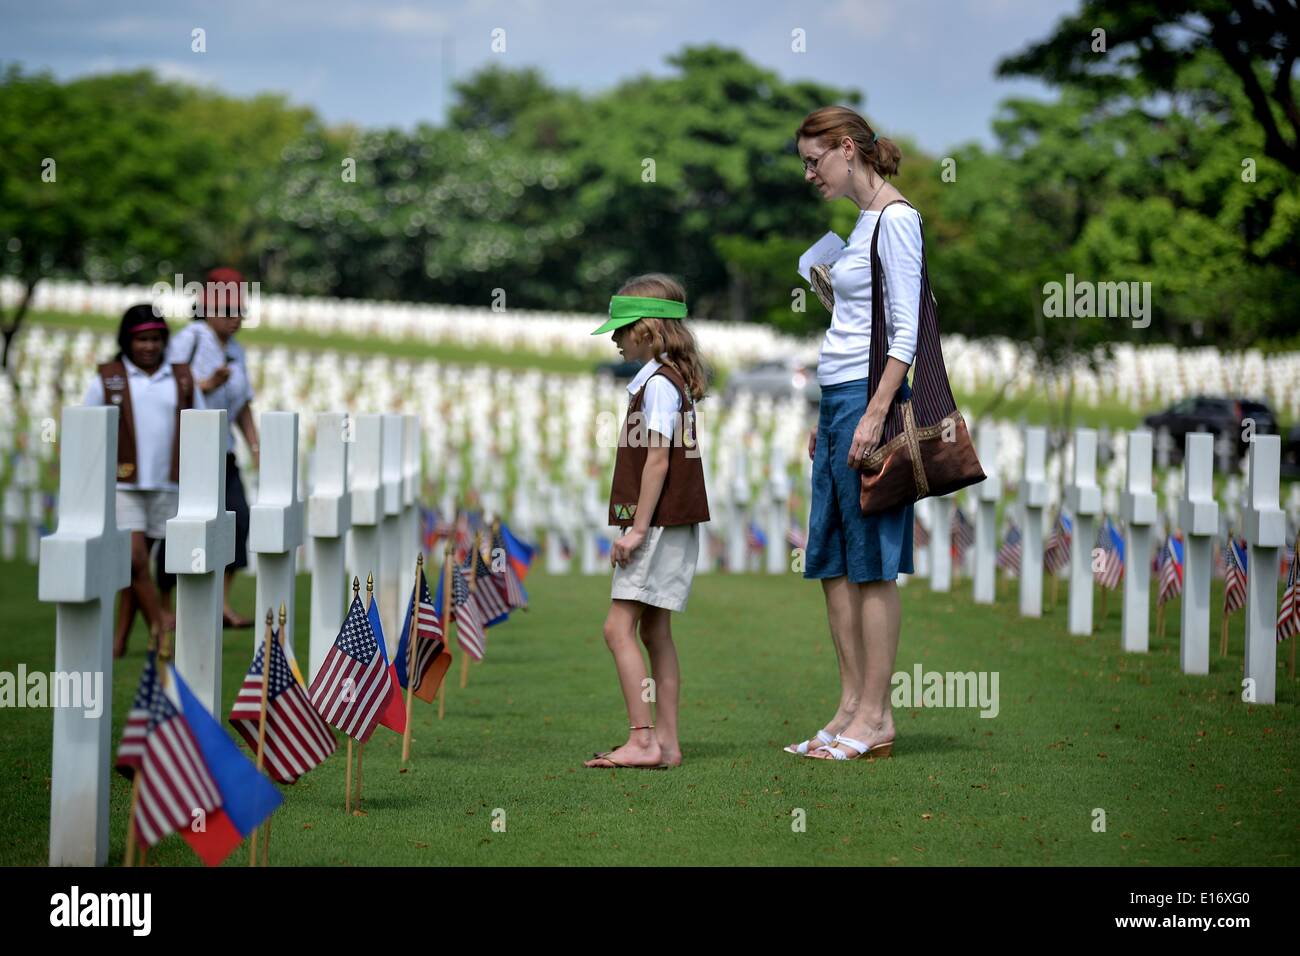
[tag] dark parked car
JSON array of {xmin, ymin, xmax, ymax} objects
[
  {"xmin": 1142, "ymin": 396, "xmax": 1277, "ymax": 468},
  {"xmin": 722, "ymin": 358, "xmax": 821, "ymax": 406},
  {"xmin": 594, "ymin": 358, "xmax": 645, "ymax": 382},
  {"xmin": 1283, "ymin": 423, "xmax": 1300, "ymax": 479}
]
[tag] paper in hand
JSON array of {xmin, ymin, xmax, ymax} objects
[{"xmin": 797, "ymin": 231, "xmax": 846, "ymax": 283}]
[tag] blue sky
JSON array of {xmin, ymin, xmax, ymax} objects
[{"xmin": 0, "ymin": 0, "xmax": 1082, "ymax": 153}]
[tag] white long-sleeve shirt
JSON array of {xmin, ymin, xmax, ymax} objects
[{"xmin": 816, "ymin": 202, "xmax": 923, "ymax": 387}]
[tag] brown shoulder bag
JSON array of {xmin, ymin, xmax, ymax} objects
[{"xmin": 856, "ymin": 200, "xmax": 985, "ymax": 515}]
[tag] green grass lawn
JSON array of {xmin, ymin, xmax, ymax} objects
[{"xmin": 1, "ymin": 560, "xmax": 1296, "ymax": 866}]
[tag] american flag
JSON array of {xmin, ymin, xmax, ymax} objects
[
  {"xmin": 996, "ymin": 523, "xmax": 1022, "ymax": 577},
  {"xmin": 1223, "ymin": 537, "xmax": 1248, "ymax": 616},
  {"xmin": 1093, "ymin": 518, "xmax": 1125, "ymax": 590},
  {"xmin": 134, "ymin": 665, "xmax": 223, "ymax": 848},
  {"xmin": 747, "ymin": 522, "xmax": 767, "ymax": 553},
  {"xmin": 115, "ymin": 651, "xmax": 158, "ymax": 775},
  {"xmin": 471, "ymin": 546, "xmax": 511, "ymax": 625},
  {"xmin": 951, "ymin": 508, "xmax": 974, "ymax": 559},
  {"xmin": 491, "ymin": 526, "xmax": 529, "ymax": 608},
  {"xmin": 1044, "ymin": 511, "xmax": 1072, "ymax": 573},
  {"xmin": 308, "ymin": 594, "xmax": 390, "ymax": 743},
  {"xmin": 229, "ymin": 627, "xmax": 337, "ymax": 784},
  {"xmin": 1277, "ymin": 533, "xmax": 1299, "ymax": 643},
  {"xmin": 398, "ymin": 564, "xmax": 451, "ymax": 701},
  {"xmin": 452, "ymin": 562, "xmax": 486, "ymax": 660},
  {"xmin": 1157, "ymin": 533, "xmax": 1185, "ymax": 606}
]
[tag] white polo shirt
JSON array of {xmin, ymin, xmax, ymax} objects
[
  {"xmin": 817, "ymin": 203, "xmax": 923, "ymax": 386},
  {"xmin": 167, "ymin": 321, "xmax": 253, "ymax": 454},
  {"xmin": 82, "ymin": 357, "xmax": 207, "ymax": 491},
  {"xmin": 627, "ymin": 354, "xmax": 682, "ymax": 441}
]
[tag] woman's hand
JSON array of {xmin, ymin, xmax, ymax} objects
[
  {"xmin": 808, "ymin": 425, "xmax": 818, "ymax": 462},
  {"xmin": 848, "ymin": 404, "xmax": 887, "ymax": 468},
  {"xmin": 610, "ymin": 528, "xmax": 647, "ymax": 567}
]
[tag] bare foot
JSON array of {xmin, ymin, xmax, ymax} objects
[{"xmin": 584, "ymin": 738, "xmax": 665, "ymax": 769}]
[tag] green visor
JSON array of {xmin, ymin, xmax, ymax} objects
[{"xmin": 591, "ymin": 295, "xmax": 688, "ymax": 335}]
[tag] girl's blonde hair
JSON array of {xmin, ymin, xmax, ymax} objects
[{"xmin": 616, "ymin": 273, "xmax": 708, "ymax": 403}]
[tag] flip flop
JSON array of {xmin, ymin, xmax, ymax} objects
[{"xmin": 784, "ymin": 728, "xmax": 835, "ymax": 755}]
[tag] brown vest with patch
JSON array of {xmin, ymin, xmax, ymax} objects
[
  {"xmin": 97, "ymin": 360, "xmax": 195, "ymax": 484},
  {"xmin": 608, "ymin": 363, "xmax": 710, "ymax": 528}
]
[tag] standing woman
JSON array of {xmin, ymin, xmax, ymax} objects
[
  {"xmin": 787, "ymin": 106, "xmax": 923, "ymax": 761},
  {"xmin": 166, "ymin": 267, "xmax": 259, "ymax": 628}
]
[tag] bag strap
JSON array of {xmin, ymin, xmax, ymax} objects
[{"xmin": 867, "ymin": 199, "xmax": 958, "ymax": 434}]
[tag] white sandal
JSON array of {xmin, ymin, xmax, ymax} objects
[
  {"xmin": 808, "ymin": 734, "xmax": 894, "ymax": 761},
  {"xmin": 784, "ymin": 729, "xmax": 835, "ymax": 755}
]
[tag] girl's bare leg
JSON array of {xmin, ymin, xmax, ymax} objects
[
  {"xmin": 639, "ymin": 605, "xmax": 681, "ymax": 766},
  {"xmin": 584, "ymin": 599, "xmax": 664, "ymax": 767}
]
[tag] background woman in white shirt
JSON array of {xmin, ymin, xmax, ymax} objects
[{"xmin": 786, "ymin": 106, "xmax": 923, "ymax": 761}]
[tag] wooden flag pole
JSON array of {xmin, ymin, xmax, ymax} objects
[
  {"xmin": 123, "ymin": 775, "xmax": 141, "ymax": 867},
  {"xmin": 123, "ymin": 632, "xmax": 161, "ymax": 868},
  {"xmin": 1100, "ymin": 581, "xmax": 1109, "ymax": 621},
  {"xmin": 401, "ymin": 554, "xmax": 423, "ymax": 763},
  {"xmin": 1219, "ymin": 608, "xmax": 1230, "ymax": 658},
  {"xmin": 264, "ymin": 604, "xmax": 286, "ymax": 867},
  {"xmin": 461, "ymin": 532, "xmax": 481, "ymax": 689},
  {"xmin": 357, "ymin": 573, "xmax": 377, "ymax": 813},
  {"xmin": 249, "ymin": 608, "xmax": 274, "ymax": 866},
  {"xmin": 1289, "ymin": 634, "xmax": 1296, "ymax": 682},
  {"xmin": 1050, "ymin": 570, "xmax": 1060, "ymax": 610},
  {"xmin": 1155, "ymin": 601, "xmax": 1165, "ymax": 640},
  {"xmin": 439, "ymin": 541, "xmax": 453, "ymax": 720},
  {"xmin": 345, "ymin": 576, "xmax": 359, "ymax": 814}
]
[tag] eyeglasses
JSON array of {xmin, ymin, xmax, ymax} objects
[{"xmin": 802, "ymin": 145, "xmax": 838, "ymax": 175}]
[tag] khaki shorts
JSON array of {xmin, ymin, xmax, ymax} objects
[
  {"xmin": 610, "ymin": 524, "xmax": 699, "ymax": 613},
  {"xmin": 116, "ymin": 489, "xmax": 179, "ymax": 538}
]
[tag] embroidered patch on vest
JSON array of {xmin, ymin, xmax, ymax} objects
[
  {"xmin": 613, "ymin": 503, "xmax": 637, "ymax": 520},
  {"xmin": 117, "ymin": 463, "xmax": 135, "ymax": 479}
]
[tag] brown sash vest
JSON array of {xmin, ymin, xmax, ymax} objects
[
  {"xmin": 97, "ymin": 360, "xmax": 195, "ymax": 484},
  {"xmin": 608, "ymin": 363, "xmax": 710, "ymax": 528}
]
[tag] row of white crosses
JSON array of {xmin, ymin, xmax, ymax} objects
[
  {"xmin": 10, "ymin": 278, "xmax": 1300, "ymax": 420},
  {"xmin": 36, "ymin": 403, "xmax": 424, "ymax": 865},
  {"xmin": 980, "ymin": 424, "xmax": 1290, "ymax": 705},
  {"xmin": 11, "ymin": 325, "xmax": 1298, "ymax": 581}
]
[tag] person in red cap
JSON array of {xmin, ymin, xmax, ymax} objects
[
  {"xmin": 84, "ymin": 304, "xmax": 206, "ymax": 656},
  {"xmin": 165, "ymin": 267, "xmax": 259, "ymax": 628}
]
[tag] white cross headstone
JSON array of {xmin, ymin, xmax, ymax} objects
[
  {"xmin": 913, "ymin": 497, "xmax": 931, "ymax": 578},
  {"xmin": 1154, "ymin": 427, "xmax": 1173, "ymax": 470},
  {"xmin": 544, "ymin": 484, "xmax": 569, "ymax": 574},
  {"xmin": 766, "ymin": 453, "xmax": 791, "ymax": 575},
  {"xmin": 38, "ymin": 406, "xmax": 129, "ymax": 866},
  {"xmin": 165, "ymin": 409, "xmax": 235, "ymax": 713},
  {"xmin": 972, "ymin": 423, "xmax": 1000, "ymax": 604},
  {"xmin": 581, "ymin": 476, "xmax": 604, "ymax": 575},
  {"xmin": 697, "ymin": 450, "xmax": 714, "ymax": 574},
  {"xmin": 1178, "ymin": 433, "xmax": 1219, "ymax": 675},
  {"xmin": 16, "ymin": 452, "xmax": 39, "ymax": 565},
  {"xmin": 307, "ymin": 412, "xmax": 351, "ymax": 684},
  {"xmin": 929, "ymin": 493, "xmax": 954, "ymax": 592},
  {"xmin": 1242, "ymin": 435, "xmax": 1284, "ymax": 705},
  {"xmin": 401, "ymin": 414, "xmax": 421, "ymax": 580},
  {"xmin": 1065, "ymin": 428, "xmax": 1101, "ymax": 635},
  {"xmin": 1214, "ymin": 430, "xmax": 1236, "ymax": 476},
  {"xmin": 727, "ymin": 463, "xmax": 749, "ymax": 573},
  {"xmin": 1019, "ymin": 426, "xmax": 1049, "ymax": 617},
  {"xmin": 249, "ymin": 412, "xmax": 303, "ymax": 657},
  {"xmin": 378, "ymin": 413, "xmax": 405, "ymax": 647},
  {"xmin": 349, "ymin": 413, "xmax": 385, "ymax": 624},
  {"xmin": 2, "ymin": 478, "xmax": 22, "ymax": 560},
  {"xmin": 1120, "ymin": 430, "xmax": 1157, "ymax": 653}
]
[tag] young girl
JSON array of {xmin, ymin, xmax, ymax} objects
[
  {"xmin": 83, "ymin": 304, "xmax": 204, "ymax": 656},
  {"xmin": 584, "ymin": 273, "xmax": 710, "ymax": 770}
]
